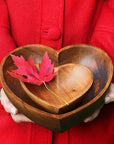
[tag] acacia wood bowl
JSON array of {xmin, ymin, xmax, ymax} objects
[{"xmin": 0, "ymin": 44, "xmax": 113, "ymax": 132}]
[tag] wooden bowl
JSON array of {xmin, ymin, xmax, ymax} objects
[
  {"xmin": 0, "ymin": 44, "xmax": 113, "ymax": 132},
  {"xmin": 20, "ymin": 63, "xmax": 93, "ymax": 114}
]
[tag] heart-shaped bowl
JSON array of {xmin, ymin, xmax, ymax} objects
[
  {"xmin": 0, "ymin": 44, "xmax": 113, "ymax": 132},
  {"xmin": 20, "ymin": 63, "xmax": 93, "ymax": 114}
]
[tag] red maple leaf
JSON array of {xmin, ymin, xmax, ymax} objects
[{"xmin": 8, "ymin": 52, "xmax": 56, "ymax": 85}]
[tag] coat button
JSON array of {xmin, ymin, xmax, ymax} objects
[{"xmin": 48, "ymin": 27, "xmax": 61, "ymax": 41}]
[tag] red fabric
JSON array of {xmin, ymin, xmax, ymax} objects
[{"xmin": 0, "ymin": 0, "xmax": 114, "ymax": 143}]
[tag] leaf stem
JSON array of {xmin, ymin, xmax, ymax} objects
[{"xmin": 43, "ymin": 81, "xmax": 69, "ymax": 105}]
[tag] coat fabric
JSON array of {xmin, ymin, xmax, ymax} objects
[{"xmin": 0, "ymin": 0, "xmax": 114, "ymax": 144}]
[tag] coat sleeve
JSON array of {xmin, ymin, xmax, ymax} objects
[
  {"xmin": 0, "ymin": 0, "xmax": 16, "ymax": 63},
  {"xmin": 89, "ymin": 0, "xmax": 114, "ymax": 82},
  {"xmin": 0, "ymin": 0, "xmax": 16, "ymax": 88}
]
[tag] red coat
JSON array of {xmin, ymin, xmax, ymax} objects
[{"xmin": 0, "ymin": 0, "xmax": 114, "ymax": 143}]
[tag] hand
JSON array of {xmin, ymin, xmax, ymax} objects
[
  {"xmin": 0, "ymin": 88, "xmax": 32, "ymax": 123},
  {"xmin": 105, "ymin": 83, "xmax": 114, "ymax": 104},
  {"xmin": 84, "ymin": 82, "xmax": 114, "ymax": 122}
]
